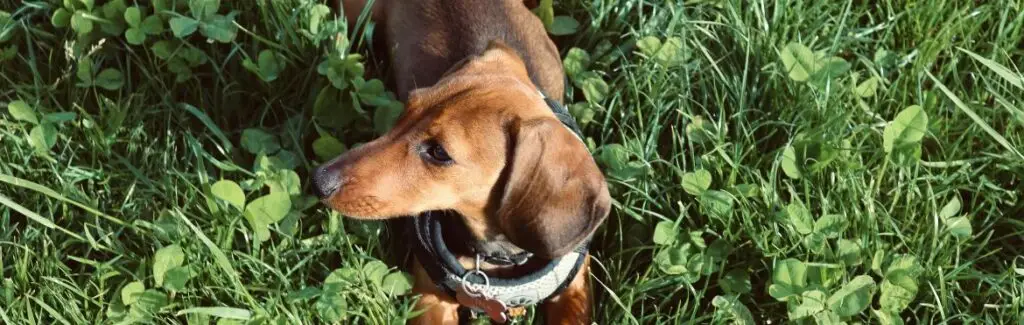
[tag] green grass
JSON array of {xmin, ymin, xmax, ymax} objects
[{"xmin": 2, "ymin": 0, "xmax": 1023, "ymax": 324}]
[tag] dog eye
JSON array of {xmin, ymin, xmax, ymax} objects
[{"xmin": 421, "ymin": 140, "xmax": 454, "ymax": 165}]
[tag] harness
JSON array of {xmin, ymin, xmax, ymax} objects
[{"xmin": 409, "ymin": 91, "xmax": 589, "ymax": 323}]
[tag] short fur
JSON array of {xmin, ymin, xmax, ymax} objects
[{"xmin": 314, "ymin": 1, "xmax": 611, "ymax": 323}]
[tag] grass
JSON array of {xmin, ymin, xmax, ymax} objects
[{"xmin": 1, "ymin": 0, "xmax": 1023, "ymax": 324}]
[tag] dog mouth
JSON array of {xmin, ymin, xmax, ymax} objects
[
  {"xmin": 322, "ymin": 194, "xmax": 378, "ymax": 215},
  {"xmin": 311, "ymin": 171, "xmax": 391, "ymax": 219}
]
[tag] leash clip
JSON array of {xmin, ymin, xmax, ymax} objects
[
  {"xmin": 456, "ymin": 254, "xmax": 510, "ymax": 323},
  {"xmin": 459, "ymin": 254, "xmax": 491, "ymax": 296}
]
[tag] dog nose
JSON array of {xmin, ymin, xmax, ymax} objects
[{"xmin": 311, "ymin": 164, "xmax": 343, "ymax": 198}]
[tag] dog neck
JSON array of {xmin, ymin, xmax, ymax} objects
[{"xmin": 441, "ymin": 212, "xmax": 531, "ymax": 265}]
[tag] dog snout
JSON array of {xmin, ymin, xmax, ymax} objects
[{"xmin": 312, "ymin": 164, "xmax": 345, "ymax": 199}]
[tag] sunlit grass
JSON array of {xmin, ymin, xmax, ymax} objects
[{"xmin": 1, "ymin": 0, "xmax": 1022, "ymax": 323}]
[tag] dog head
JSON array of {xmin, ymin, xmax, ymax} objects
[{"xmin": 312, "ymin": 41, "xmax": 610, "ymax": 258}]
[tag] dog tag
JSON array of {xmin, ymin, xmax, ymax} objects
[{"xmin": 455, "ymin": 285, "xmax": 508, "ymax": 323}]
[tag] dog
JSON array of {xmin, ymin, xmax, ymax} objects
[{"xmin": 313, "ymin": 1, "xmax": 611, "ymax": 323}]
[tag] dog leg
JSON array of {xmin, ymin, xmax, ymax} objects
[
  {"xmin": 542, "ymin": 256, "xmax": 592, "ymax": 325},
  {"xmin": 408, "ymin": 258, "xmax": 461, "ymax": 325}
]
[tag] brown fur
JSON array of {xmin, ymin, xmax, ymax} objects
[{"xmin": 316, "ymin": 1, "xmax": 610, "ymax": 323}]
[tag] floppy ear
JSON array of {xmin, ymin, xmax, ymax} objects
[{"xmin": 495, "ymin": 118, "xmax": 611, "ymax": 259}]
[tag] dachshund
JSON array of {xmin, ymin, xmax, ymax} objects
[{"xmin": 313, "ymin": 1, "xmax": 610, "ymax": 324}]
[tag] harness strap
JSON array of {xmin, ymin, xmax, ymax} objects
[{"xmin": 539, "ymin": 92, "xmax": 585, "ymax": 140}]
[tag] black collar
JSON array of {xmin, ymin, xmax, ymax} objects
[
  {"xmin": 542, "ymin": 95, "xmax": 584, "ymax": 139},
  {"xmin": 410, "ymin": 211, "xmax": 588, "ymax": 298}
]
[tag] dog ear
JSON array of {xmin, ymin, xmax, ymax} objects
[{"xmin": 495, "ymin": 118, "xmax": 611, "ymax": 259}]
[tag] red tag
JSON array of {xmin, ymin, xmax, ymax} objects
[{"xmin": 455, "ymin": 286, "xmax": 508, "ymax": 324}]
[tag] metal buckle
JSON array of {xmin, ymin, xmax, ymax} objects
[{"xmin": 482, "ymin": 253, "xmax": 532, "ymax": 266}]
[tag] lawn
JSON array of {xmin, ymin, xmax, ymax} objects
[{"xmin": 1, "ymin": 0, "xmax": 1023, "ymax": 324}]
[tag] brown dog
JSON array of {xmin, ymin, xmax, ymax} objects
[{"xmin": 314, "ymin": 1, "xmax": 610, "ymax": 324}]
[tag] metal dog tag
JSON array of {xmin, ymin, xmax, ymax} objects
[{"xmin": 456, "ymin": 285, "xmax": 508, "ymax": 323}]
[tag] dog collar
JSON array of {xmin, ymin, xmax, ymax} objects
[
  {"xmin": 408, "ymin": 90, "xmax": 590, "ymax": 323},
  {"xmin": 539, "ymin": 91, "xmax": 584, "ymax": 140},
  {"xmin": 410, "ymin": 211, "xmax": 589, "ymax": 322}
]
